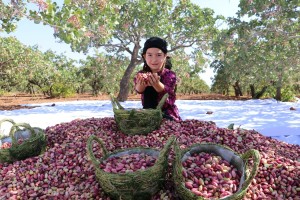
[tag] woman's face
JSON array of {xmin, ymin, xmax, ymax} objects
[{"xmin": 144, "ymin": 48, "xmax": 167, "ymax": 73}]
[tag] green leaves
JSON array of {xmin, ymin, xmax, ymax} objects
[
  {"xmin": 0, "ymin": 1, "xmax": 26, "ymax": 33},
  {"xmin": 79, "ymin": 54, "xmax": 130, "ymax": 96},
  {"xmin": 211, "ymin": 0, "xmax": 300, "ymax": 100},
  {"xmin": 0, "ymin": 37, "xmax": 80, "ymax": 97},
  {"xmin": 64, "ymin": 0, "xmax": 71, "ymax": 5}
]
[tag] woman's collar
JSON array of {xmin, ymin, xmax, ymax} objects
[{"xmin": 158, "ymin": 67, "xmax": 168, "ymax": 76}]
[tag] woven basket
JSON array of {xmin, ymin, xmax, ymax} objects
[
  {"xmin": 0, "ymin": 119, "xmax": 16, "ymax": 163},
  {"xmin": 172, "ymin": 141, "xmax": 260, "ymax": 200},
  {"xmin": 110, "ymin": 93, "xmax": 168, "ymax": 135},
  {"xmin": 0, "ymin": 119, "xmax": 47, "ymax": 163},
  {"xmin": 87, "ymin": 135, "xmax": 175, "ymax": 200}
]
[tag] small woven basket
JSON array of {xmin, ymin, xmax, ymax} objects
[
  {"xmin": 0, "ymin": 119, "xmax": 47, "ymax": 163},
  {"xmin": 110, "ymin": 93, "xmax": 168, "ymax": 135},
  {"xmin": 0, "ymin": 119, "xmax": 16, "ymax": 163},
  {"xmin": 87, "ymin": 135, "xmax": 175, "ymax": 200},
  {"xmin": 172, "ymin": 141, "xmax": 260, "ymax": 200}
]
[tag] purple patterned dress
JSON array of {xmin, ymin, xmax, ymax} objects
[{"xmin": 134, "ymin": 68, "xmax": 182, "ymax": 121}]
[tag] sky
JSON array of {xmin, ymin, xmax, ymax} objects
[
  {"xmin": 1, "ymin": 98, "xmax": 300, "ymax": 146},
  {"xmin": 0, "ymin": 0, "xmax": 240, "ymax": 87}
]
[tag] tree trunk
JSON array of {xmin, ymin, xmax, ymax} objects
[
  {"xmin": 275, "ymin": 86, "xmax": 282, "ymax": 101},
  {"xmin": 117, "ymin": 43, "xmax": 141, "ymax": 102},
  {"xmin": 250, "ymin": 84, "xmax": 255, "ymax": 98},
  {"xmin": 250, "ymin": 84, "xmax": 268, "ymax": 99},
  {"xmin": 233, "ymin": 81, "xmax": 243, "ymax": 97},
  {"xmin": 255, "ymin": 86, "xmax": 268, "ymax": 99},
  {"xmin": 28, "ymin": 80, "xmax": 44, "ymax": 95},
  {"xmin": 274, "ymin": 73, "xmax": 283, "ymax": 101},
  {"xmin": 27, "ymin": 83, "xmax": 35, "ymax": 94},
  {"xmin": 117, "ymin": 62, "xmax": 136, "ymax": 101},
  {"xmin": 49, "ymin": 85, "xmax": 53, "ymax": 97}
]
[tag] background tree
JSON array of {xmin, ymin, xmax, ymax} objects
[
  {"xmin": 0, "ymin": 36, "xmax": 80, "ymax": 97},
  {"xmin": 210, "ymin": 60, "xmax": 232, "ymax": 95},
  {"xmin": 211, "ymin": 0, "xmax": 299, "ymax": 101},
  {"xmin": 15, "ymin": 49, "xmax": 79, "ymax": 98},
  {"xmin": 0, "ymin": 36, "xmax": 42, "ymax": 93},
  {"xmin": 80, "ymin": 54, "xmax": 129, "ymax": 96},
  {"xmin": 170, "ymin": 50, "xmax": 210, "ymax": 94},
  {"xmin": 41, "ymin": 50, "xmax": 78, "ymax": 97}
]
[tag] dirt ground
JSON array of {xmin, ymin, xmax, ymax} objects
[{"xmin": 0, "ymin": 93, "xmax": 251, "ymax": 111}]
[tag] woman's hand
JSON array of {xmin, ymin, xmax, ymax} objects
[
  {"xmin": 135, "ymin": 72, "xmax": 164, "ymax": 93},
  {"xmin": 135, "ymin": 73, "xmax": 149, "ymax": 93},
  {"xmin": 148, "ymin": 73, "xmax": 164, "ymax": 93},
  {"xmin": 136, "ymin": 73, "xmax": 147, "ymax": 86},
  {"xmin": 147, "ymin": 73, "xmax": 160, "ymax": 86}
]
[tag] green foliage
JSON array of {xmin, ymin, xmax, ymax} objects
[
  {"xmin": 280, "ymin": 87, "xmax": 296, "ymax": 102},
  {"xmin": 80, "ymin": 54, "xmax": 129, "ymax": 96},
  {"xmin": 170, "ymin": 50, "xmax": 210, "ymax": 94},
  {"xmin": 177, "ymin": 77, "xmax": 210, "ymax": 94},
  {"xmin": 211, "ymin": 0, "xmax": 300, "ymax": 101},
  {"xmin": 0, "ymin": 1, "xmax": 26, "ymax": 32},
  {"xmin": 0, "ymin": 37, "xmax": 42, "ymax": 92},
  {"xmin": 0, "ymin": 37, "xmax": 82, "ymax": 97},
  {"xmin": 0, "ymin": 89, "xmax": 5, "ymax": 96},
  {"xmin": 49, "ymin": 83, "xmax": 76, "ymax": 98},
  {"xmin": 39, "ymin": 55, "xmax": 79, "ymax": 97},
  {"xmin": 262, "ymin": 86, "xmax": 275, "ymax": 99},
  {"xmin": 262, "ymin": 85, "xmax": 296, "ymax": 102},
  {"xmin": 210, "ymin": 60, "xmax": 233, "ymax": 95}
]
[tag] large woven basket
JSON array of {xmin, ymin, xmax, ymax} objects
[
  {"xmin": 87, "ymin": 134, "xmax": 175, "ymax": 200},
  {"xmin": 172, "ymin": 141, "xmax": 260, "ymax": 200},
  {"xmin": 0, "ymin": 119, "xmax": 47, "ymax": 163},
  {"xmin": 110, "ymin": 93, "xmax": 168, "ymax": 135}
]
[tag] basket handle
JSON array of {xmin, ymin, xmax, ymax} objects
[
  {"xmin": 239, "ymin": 149, "xmax": 260, "ymax": 191},
  {"xmin": 0, "ymin": 118, "xmax": 16, "ymax": 126},
  {"xmin": 110, "ymin": 94, "xmax": 124, "ymax": 110},
  {"xmin": 0, "ymin": 118, "xmax": 18, "ymax": 136},
  {"xmin": 86, "ymin": 135, "xmax": 109, "ymax": 167},
  {"xmin": 9, "ymin": 123, "xmax": 37, "ymax": 145},
  {"xmin": 156, "ymin": 93, "xmax": 169, "ymax": 110},
  {"xmin": 156, "ymin": 135, "xmax": 175, "ymax": 165},
  {"xmin": 172, "ymin": 139, "xmax": 185, "ymax": 181},
  {"xmin": 128, "ymin": 109, "xmax": 136, "ymax": 118}
]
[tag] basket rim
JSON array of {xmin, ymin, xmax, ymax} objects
[{"xmin": 173, "ymin": 141, "xmax": 260, "ymax": 200}]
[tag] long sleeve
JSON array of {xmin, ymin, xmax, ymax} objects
[{"xmin": 158, "ymin": 69, "xmax": 181, "ymax": 121}]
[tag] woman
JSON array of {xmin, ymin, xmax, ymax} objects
[{"xmin": 134, "ymin": 37, "xmax": 181, "ymax": 121}]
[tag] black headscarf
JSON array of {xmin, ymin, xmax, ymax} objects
[
  {"xmin": 142, "ymin": 37, "xmax": 168, "ymax": 55},
  {"xmin": 142, "ymin": 37, "xmax": 168, "ymax": 72}
]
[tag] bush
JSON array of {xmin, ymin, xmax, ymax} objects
[
  {"xmin": 50, "ymin": 83, "xmax": 76, "ymax": 98},
  {"xmin": 281, "ymin": 87, "xmax": 296, "ymax": 102},
  {"xmin": 177, "ymin": 77, "xmax": 210, "ymax": 94}
]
